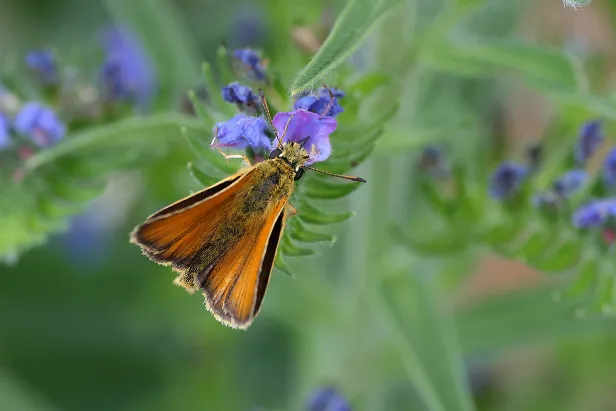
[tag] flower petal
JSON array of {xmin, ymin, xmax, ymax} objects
[{"xmin": 272, "ymin": 109, "xmax": 337, "ymax": 164}]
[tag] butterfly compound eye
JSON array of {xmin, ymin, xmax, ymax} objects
[
  {"xmin": 294, "ymin": 167, "xmax": 305, "ymax": 181},
  {"xmin": 269, "ymin": 148, "xmax": 283, "ymax": 159}
]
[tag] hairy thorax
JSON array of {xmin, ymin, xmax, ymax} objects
[{"xmin": 240, "ymin": 159, "xmax": 295, "ymax": 214}]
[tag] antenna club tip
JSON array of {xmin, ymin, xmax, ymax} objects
[{"xmin": 355, "ymin": 177, "xmax": 367, "ymax": 183}]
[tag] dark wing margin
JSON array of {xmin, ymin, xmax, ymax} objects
[
  {"xmin": 253, "ymin": 208, "xmax": 286, "ymax": 316},
  {"xmin": 146, "ymin": 172, "xmax": 244, "ymax": 220}
]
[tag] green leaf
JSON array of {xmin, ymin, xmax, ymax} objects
[
  {"xmin": 2, "ymin": 113, "xmax": 203, "ymax": 261},
  {"xmin": 378, "ymin": 270, "xmax": 476, "ymax": 411},
  {"xmin": 531, "ymin": 236, "xmax": 584, "ymax": 273},
  {"xmin": 0, "ymin": 368, "xmax": 60, "ymax": 411},
  {"xmin": 457, "ymin": 284, "xmax": 613, "ymax": 358},
  {"xmin": 290, "ymin": 0, "xmax": 404, "ymax": 95},
  {"xmin": 304, "ymin": 177, "xmax": 363, "ymax": 199},
  {"xmin": 281, "ymin": 236, "xmax": 317, "ymax": 257},
  {"xmin": 296, "ymin": 201, "xmax": 356, "ymax": 225},
  {"xmin": 181, "ymin": 126, "xmax": 236, "ymax": 177},
  {"xmin": 24, "ymin": 114, "xmax": 203, "ymax": 173},
  {"xmin": 423, "ymin": 40, "xmax": 579, "ymax": 91},
  {"xmin": 274, "ymin": 253, "xmax": 294, "ymax": 277},
  {"xmin": 187, "ymin": 162, "xmax": 219, "ymax": 187},
  {"xmin": 289, "ymin": 219, "xmax": 336, "ymax": 245}
]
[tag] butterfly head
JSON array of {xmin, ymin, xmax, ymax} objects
[{"xmin": 269, "ymin": 137, "xmax": 311, "ymax": 181}]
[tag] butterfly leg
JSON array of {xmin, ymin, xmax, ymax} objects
[
  {"xmin": 211, "ymin": 130, "xmax": 252, "ymax": 167},
  {"xmin": 286, "ymin": 203, "xmax": 297, "ymax": 216}
]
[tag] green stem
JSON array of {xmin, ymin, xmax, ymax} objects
[{"xmin": 374, "ymin": 282, "xmax": 449, "ymax": 411}]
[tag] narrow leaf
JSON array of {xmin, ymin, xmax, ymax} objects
[
  {"xmin": 304, "ymin": 177, "xmax": 363, "ymax": 199},
  {"xmin": 23, "ymin": 114, "xmax": 204, "ymax": 174},
  {"xmin": 297, "ymin": 202, "xmax": 355, "ymax": 225},
  {"xmin": 289, "ymin": 219, "xmax": 336, "ymax": 245},
  {"xmin": 290, "ymin": 0, "xmax": 403, "ymax": 95},
  {"xmin": 422, "ymin": 40, "xmax": 578, "ymax": 91},
  {"xmin": 281, "ymin": 236, "xmax": 316, "ymax": 257}
]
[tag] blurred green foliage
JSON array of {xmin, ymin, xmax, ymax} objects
[{"xmin": 2, "ymin": 0, "xmax": 616, "ymax": 410}]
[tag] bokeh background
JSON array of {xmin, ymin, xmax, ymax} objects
[{"xmin": 2, "ymin": 0, "xmax": 616, "ymax": 410}]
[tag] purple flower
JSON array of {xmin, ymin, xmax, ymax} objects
[
  {"xmin": 575, "ymin": 120, "xmax": 603, "ymax": 164},
  {"xmin": 213, "ymin": 114, "xmax": 271, "ymax": 149},
  {"xmin": 233, "ymin": 48, "xmax": 266, "ymax": 81},
  {"xmin": 222, "ymin": 82, "xmax": 258, "ymax": 107},
  {"xmin": 553, "ymin": 169, "xmax": 587, "ymax": 197},
  {"xmin": 305, "ymin": 387, "xmax": 351, "ymax": 411},
  {"xmin": 100, "ymin": 26, "xmax": 157, "ymax": 108},
  {"xmin": 14, "ymin": 102, "xmax": 66, "ymax": 147},
  {"xmin": 0, "ymin": 112, "xmax": 10, "ymax": 150},
  {"xmin": 603, "ymin": 147, "xmax": 616, "ymax": 188},
  {"xmin": 294, "ymin": 87, "xmax": 345, "ymax": 117},
  {"xmin": 25, "ymin": 50, "xmax": 58, "ymax": 84},
  {"xmin": 489, "ymin": 162, "xmax": 528, "ymax": 200},
  {"xmin": 572, "ymin": 198, "xmax": 616, "ymax": 228},
  {"xmin": 273, "ymin": 109, "xmax": 337, "ymax": 165}
]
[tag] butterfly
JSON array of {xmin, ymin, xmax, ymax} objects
[{"xmin": 130, "ymin": 89, "xmax": 365, "ymax": 329}]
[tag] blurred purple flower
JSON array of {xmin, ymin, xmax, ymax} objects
[
  {"xmin": 63, "ymin": 211, "xmax": 112, "ymax": 268},
  {"xmin": 0, "ymin": 112, "xmax": 10, "ymax": 150},
  {"xmin": 305, "ymin": 387, "xmax": 351, "ymax": 411},
  {"xmin": 575, "ymin": 120, "xmax": 603, "ymax": 164},
  {"xmin": 222, "ymin": 82, "xmax": 259, "ymax": 107},
  {"xmin": 417, "ymin": 145, "xmax": 449, "ymax": 177},
  {"xmin": 572, "ymin": 198, "xmax": 616, "ymax": 228},
  {"xmin": 231, "ymin": 4, "xmax": 267, "ymax": 47},
  {"xmin": 14, "ymin": 102, "xmax": 66, "ymax": 147},
  {"xmin": 294, "ymin": 87, "xmax": 345, "ymax": 118},
  {"xmin": 553, "ymin": 169, "xmax": 587, "ymax": 197},
  {"xmin": 488, "ymin": 162, "xmax": 528, "ymax": 200},
  {"xmin": 25, "ymin": 50, "xmax": 58, "ymax": 84},
  {"xmin": 233, "ymin": 48, "xmax": 266, "ymax": 81},
  {"xmin": 213, "ymin": 114, "xmax": 271, "ymax": 149},
  {"xmin": 273, "ymin": 109, "xmax": 337, "ymax": 164},
  {"xmin": 100, "ymin": 26, "xmax": 157, "ymax": 108},
  {"xmin": 603, "ymin": 147, "xmax": 616, "ymax": 188}
]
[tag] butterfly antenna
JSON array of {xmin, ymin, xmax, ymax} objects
[
  {"xmin": 258, "ymin": 89, "xmax": 284, "ymax": 149},
  {"xmin": 305, "ymin": 166, "xmax": 366, "ymax": 183},
  {"xmin": 320, "ymin": 82, "xmax": 335, "ymax": 117}
]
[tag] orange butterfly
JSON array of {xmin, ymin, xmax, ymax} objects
[{"xmin": 130, "ymin": 90, "xmax": 365, "ymax": 329}]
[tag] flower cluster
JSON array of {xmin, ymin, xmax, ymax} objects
[
  {"xmin": 489, "ymin": 120, "xmax": 616, "ymax": 239},
  {"xmin": 294, "ymin": 87, "xmax": 345, "ymax": 118},
  {"xmin": 211, "ymin": 48, "xmax": 344, "ymax": 165},
  {"xmin": 0, "ymin": 92, "xmax": 66, "ymax": 157},
  {"xmin": 0, "ymin": 25, "xmax": 156, "ymax": 167}
]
